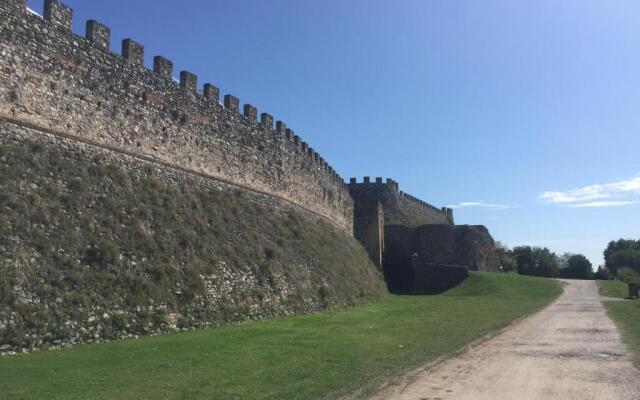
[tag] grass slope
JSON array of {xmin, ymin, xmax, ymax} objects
[
  {"xmin": 605, "ymin": 301, "xmax": 640, "ymax": 365},
  {"xmin": 598, "ymin": 280, "xmax": 640, "ymax": 365},
  {"xmin": 0, "ymin": 132, "xmax": 386, "ymax": 352},
  {"xmin": 0, "ymin": 273, "xmax": 561, "ymax": 400},
  {"xmin": 597, "ymin": 280, "xmax": 629, "ymax": 299}
]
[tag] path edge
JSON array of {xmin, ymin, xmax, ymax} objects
[{"xmin": 344, "ymin": 279, "xmax": 566, "ymax": 400}]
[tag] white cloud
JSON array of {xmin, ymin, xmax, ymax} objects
[
  {"xmin": 539, "ymin": 174, "xmax": 640, "ymax": 206},
  {"xmin": 446, "ymin": 201, "xmax": 515, "ymax": 210},
  {"xmin": 568, "ymin": 201, "xmax": 638, "ymax": 208}
]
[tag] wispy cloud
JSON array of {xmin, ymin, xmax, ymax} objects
[
  {"xmin": 446, "ymin": 201, "xmax": 515, "ymax": 210},
  {"xmin": 539, "ymin": 174, "xmax": 640, "ymax": 208},
  {"xmin": 568, "ymin": 201, "xmax": 638, "ymax": 208}
]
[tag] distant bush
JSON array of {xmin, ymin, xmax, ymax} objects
[
  {"xmin": 263, "ymin": 243, "xmax": 280, "ymax": 260},
  {"xmin": 604, "ymin": 239, "xmax": 640, "ymax": 276},
  {"xmin": 558, "ymin": 254, "xmax": 593, "ymax": 280},
  {"xmin": 512, "ymin": 246, "xmax": 559, "ymax": 277},
  {"xmin": 617, "ymin": 267, "xmax": 640, "ymax": 284},
  {"xmin": 495, "ymin": 242, "xmax": 517, "ymax": 272},
  {"xmin": 594, "ymin": 266, "xmax": 613, "ymax": 280},
  {"xmin": 498, "ymin": 244, "xmax": 597, "ymax": 279}
]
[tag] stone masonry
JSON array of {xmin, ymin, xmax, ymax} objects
[
  {"xmin": 0, "ymin": 0, "xmax": 353, "ymax": 232},
  {"xmin": 348, "ymin": 177, "xmax": 498, "ymax": 293},
  {"xmin": 348, "ymin": 177, "xmax": 455, "ymax": 228},
  {"xmin": 0, "ymin": 0, "xmax": 501, "ymax": 355}
]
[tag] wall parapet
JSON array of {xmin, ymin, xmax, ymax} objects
[
  {"xmin": 0, "ymin": 0, "xmax": 353, "ymax": 231},
  {"xmin": 348, "ymin": 177, "xmax": 454, "ymax": 226}
]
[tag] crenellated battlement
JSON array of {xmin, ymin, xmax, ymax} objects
[
  {"xmin": 348, "ymin": 177, "xmax": 454, "ymax": 226},
  {"xmin": 0, "ymin": 0, "xmax": 353, "ymax": 231},
  {"xmin": 44, "ymin": 0, "xmax": 72, "ymax": 31},
  {"xmin": 86, "ymin": 20, "xmax": 110, "ymax": 50},
  {"xmin": 0, "ymin": 0, "xmax": 497, "ymax": 357}
]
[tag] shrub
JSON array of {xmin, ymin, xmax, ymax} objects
[
  {"xmin": 617, "ymin": 267, "xmax": 640, "ymax": 284},
  {"xmin": 110, "ymin": 313, "xmax": 130, "ymax": 331},
  {"xmin": 264, "ymin": 243, "xmax": 280, "ymax": 260},
  {"xmin": 83, "ymin": 238, "xmax": 120, "ymax": 269}
]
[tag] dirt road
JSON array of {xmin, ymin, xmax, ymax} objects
[{"xmin": 372, "ymin": 280, "xmax": 640, "ymax": 400}]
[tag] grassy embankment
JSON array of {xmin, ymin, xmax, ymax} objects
[
  {"xmin": 0, "ymin": 133, "xmax": 386, "ymax": 352},
  {"xmin": 597, "ymin": 279, "xmax": 630, "ymax": 299},
  {"xmin": 598, "ymin": 280, "xmax": 640, "ymax": 365},
  {"xmin": 0, "ymin": 273, "xmax": 561, "ymax": 400}
]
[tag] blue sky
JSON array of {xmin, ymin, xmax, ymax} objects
[{"xmin": 27, "ymin": 0, "xmax": 640, "ymax": 266}]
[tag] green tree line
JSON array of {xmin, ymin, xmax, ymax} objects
[
  {"xmin": 602, "ymin": 239, "xmax": 640, "ymax": 283},
  {"xmin": 496, "ymin": 243, "xmax": 593, "ymax": 279},
  {"xmin": 496, "ymin": 238, "xmax": 640, "ymax": 282}
]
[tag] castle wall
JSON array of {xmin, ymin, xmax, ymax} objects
[
  {"xmin": 384, "ymin": 224, "xmax": 501, "ymax": 274},
  {"xmin": 353, "ymin": 200, "xmax": 384, "ymax": 269},
  {"xmin": 380, "ymin": 225, "xmax": 470, "ymax": 294},
  {"xmin": 348, "ymin": 177, "xmax": 454, "ymax": 228},
  {"xmin": 0, "ymin": 121, "xmax": 387, "ymax": 354},
  {"xmin": 0, "ymin": 0, "xmax": 353, "ymax": 232}
]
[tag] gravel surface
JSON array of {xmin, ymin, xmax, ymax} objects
[{"xmin": 372, "ymin": 280, "xmax": 640, "ymax": 400}]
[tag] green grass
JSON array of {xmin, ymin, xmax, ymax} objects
[
  {"xmin": 605, "ymin": 301, "xmax": 640, "ymax": 365},
  {"xmin": 597, "ymin": 280, "xmax": 629, "ymax": 299},
  {"xmin": 599, "ymin": 280, "xmax": 640, "ymax": 365},
  {"xmin": 0, "ymin": 273, "xmax": 561, "ymax": 400}
]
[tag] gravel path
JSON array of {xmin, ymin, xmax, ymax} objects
[{"xmin": 372, "ymin": 280, "xmax": 640, "ymax": 400}]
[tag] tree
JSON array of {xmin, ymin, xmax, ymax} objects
[
  {"xmin": 532, "ymin": 247, "xmax": 560, "ymax": 278},
  {"xmin": 501, "ymin": 253, "xmax": 518, "ymax": 273},
  {"xmin": 604, "ymin": 239, "xmax": 640, "ymax": 276},
  {"xmin": 617, "ymin": 267, "xmax": 640, "ymax": 284},
  {"xmin": 594, "ymin": 266, "xmax": 612, "ymax": 280},
  {"xmin": 558, "ymin": 253, "xmax": 571, "ymax": 270},
  {"xmin": 512, "ymin": 246, "xmax": 534, "ymax": 275},
  {"xmin": 559, "ymin": 254, "xmax": 593, "ymax": 279},
  {"xmin": 495, "ymin": 241, "xmax": 517, "ymax": 272},
  {"xmin": 512, "ymin": 246, "xmax": 559, "ymax": 277}
]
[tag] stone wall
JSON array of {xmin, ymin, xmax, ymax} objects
[
  {"xmin": 348, "ymin": 177, "xmax": 454, "ymax": 228},
  {"xmin": 353, "ymin": 200, "xmax": 384, "ymax": 269},
  {"xmin": 0, "ymin": 0, "xmax": 353, "ymax": 232},
  {"xmin": 0, "ymin": 122, "xmax": 387, "ymax": 355},
  {"xmin": 384, "ymin": 224, "xmax": 501, "ymax": 274}
]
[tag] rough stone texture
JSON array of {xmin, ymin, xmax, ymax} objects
[
  {"xmin": 381, "ymin": 224, "xmax": 497, "ymax": 293},
  {"xmin": 85, "ymin": 20, "xmax": 110, "ymax": 50},
  {"xmin": 348, "ymin": 177, "xmax": 458, "ymax": 274},
  {"xmin": 260, "ymin": 113, "xmax": 273, "ymax": 129},
  {"xmin": 203, "ymin": 83, "xmax": 219, "ymax": 103},
  {"xmin": 348, "ymin": 178, "xmax": 454, "ymax": 228},
  {"xmin": 3, "ymin": 0, "xmax": 26, "ymax": 10},
  {"xmin": 224, "ymin": 94, "xmax": 240, "ymax": 113},
  {"xmin": 180, "ymin": 71, "xmax": 197, "ymax": 93},
  {"xmin": 384, "ymin": 224, "xmax": 501, "ymax": 273},
  {"xmin": 0, "ymin": 122, "xmax": 387, "ymax": 355},
  {"xmin": 122, "ymin": 38, "xmax": 144, "ymax": 65},
  {"xmin": 153, "ymin": 56, "xmax": 173, "ymax": 80},
  {"xmin": 454, "ymin": 225, "xmax": 501, "ymax": 271},
  {"xmin": 353, "ymin": 200, "xmax": 384, "ymax": 269},
  {"xmin": 0, "ymin": 1, "xmax": 353, "ymax": 232},
  {"xmin": 243, "ymin": 104, "xmax": 257, "ymax": 121},
  {"xmin": 43, "ymin": 0, "xmax": 72, "ymax": 31}
]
